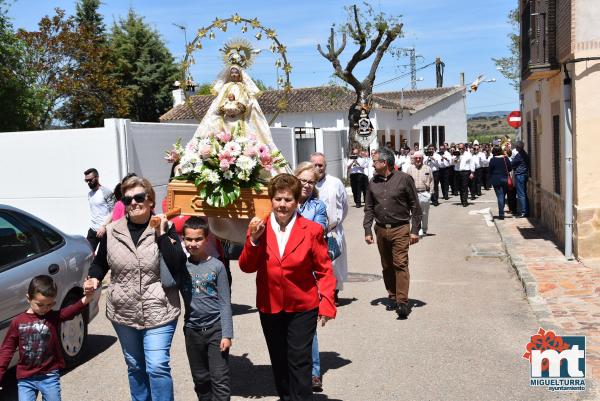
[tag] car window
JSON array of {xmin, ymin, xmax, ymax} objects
[
  {"xmin": 17, "ymin": 212, "xmax": 64, "ymax": 251},
  {"xmin": 0, "ymin": 214, "xmax": 42, "ymax": 268}
]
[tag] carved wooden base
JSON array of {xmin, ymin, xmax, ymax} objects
[{"xmin": 166, "ymin": 180, "xmax": 271, "ymax": 220}]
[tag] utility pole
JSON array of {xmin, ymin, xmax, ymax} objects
[{"xmin": 399, "ymin": 47, "xmax": 422, "ymax": 89}]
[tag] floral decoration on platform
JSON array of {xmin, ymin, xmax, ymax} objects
[{"xmin": 166, "ymin": 124, "xmax": 286, "ymax": 208}]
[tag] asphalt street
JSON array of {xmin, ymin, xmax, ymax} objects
[{"xmin": 0, "ymin": 190, "xmax": 594, "ymax": 401}]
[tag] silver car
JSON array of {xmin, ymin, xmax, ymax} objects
[{"xmin": 0, "ymin": 204, "xmax": 100, "ymax": 368}]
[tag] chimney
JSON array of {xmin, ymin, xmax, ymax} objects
[
  {"xmin": 460, "ymin": 72, "xmax": 465, "ymax": 86},
  {"xmin": 172, "ymin": 80, "xmax": 185, "ymax": 107}
]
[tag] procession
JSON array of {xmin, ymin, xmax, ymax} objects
[{"xmin": 1, "ymin": 1, "xmax": 599, "ymax": 400}]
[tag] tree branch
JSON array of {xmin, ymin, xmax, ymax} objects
[
  {"xmin": 363, "ymin": 23, "xmax": 403, "ymax": 88},
  {"xmin": 359, "ymin": 27, "xmax": 385, "ymax": 61},
  {"xmin": 345, "ymin": 5, "xmax": 367, "ymax": 72}
]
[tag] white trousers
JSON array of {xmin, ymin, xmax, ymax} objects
[{"xmin": 417, "ymin": 192, "xmax": 431, "ymax": 233}]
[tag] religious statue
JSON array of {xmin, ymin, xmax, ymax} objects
[{"xmin": 175, "ymin": 38, "xmax": 288, "ymax": 243}]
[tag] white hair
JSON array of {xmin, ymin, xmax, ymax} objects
[{"xmin": 413, "ymin": 151, "xmax": 424, "ymax": 158}]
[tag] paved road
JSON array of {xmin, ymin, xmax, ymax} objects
[{"xmin": 0, "ymin": 190, "xmax": 593, "ymax": 400}]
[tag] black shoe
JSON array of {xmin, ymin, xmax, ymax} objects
[
  {"xmin": 312, "ymin": 376, "xmax": 323, "ymax": 392},
  {"xmin": 470, "ymin": 196, "xmax": 476, "ymax": 200},
  {"xmin": 462, "ymin": 202, "xmax": 468, "ymax": 207},
  {"xmin": 385, "ymin": 300, "xmax": 397, "ymax": 311},
  {"xmin": 497, "ymin": 215, "xmax": 504, "ymax": 220},
  {"xmin": 355, "ymin": 204, "xmax": 362, "ymax": 208},
  {"xmin": 432, "ymin": 202, "xmax": 439, "ymax": 207},
  {"xmin": 396, "ymin": 303, "xmax": 410, "ymax": 319},
  {"xmin": 334, "ymin": 290, "xmax": 339, "ymax": 306},
  {"xmin": 443, "ymin": 197, "xmax": 449, "ymax": 200}
]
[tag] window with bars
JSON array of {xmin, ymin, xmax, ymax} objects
[
  {"xmin": 552, "ymin": 115, "xmax": 561, "ymax": 194},
  {"xmin": 422, "ymin": 126, "xmax": 431, "ymax": 147},
  {"xmin": 439, "ymin": 126, "xmax": 445, "ymax": 145}
]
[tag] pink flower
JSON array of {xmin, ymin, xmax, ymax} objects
[
  {"xmin": 216, "ymin": 130, "xmax": 232, "ymax": 143},
  {"xmin": 259, "ymin": 154, "xmax": 273, "ymax": 170},
  {"xmin": 243, "ymin": 145, "xmax": 257, "ymax": 157},
  {"xmin": 219, "ymin": 159, "xmax": 231, "ymax": 171},
  {"xmin": 218, "ymin": 150, "xmax": 236, "ymax": 164},
  {"xmin": 257, "ymin": 144, "xmax": 270, "ymax": 157},
  {"xmin": 199, "ymin": 144, "xmax": 211, "ymax": 159}
]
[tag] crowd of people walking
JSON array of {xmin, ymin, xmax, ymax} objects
[{"xmin": 0, "ymin": 140, "xmax": 529, "ymax": 401}]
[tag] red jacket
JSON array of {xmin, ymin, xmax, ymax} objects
[{"xmin": 239, "ymin": 215, "xmax": 337, "ymax": 318}]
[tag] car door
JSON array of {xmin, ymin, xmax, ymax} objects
[{"xmin": 0, "ymin": 210, "xmax": 67, "ymax": 341}]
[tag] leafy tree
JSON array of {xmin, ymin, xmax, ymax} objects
[
  {"xmin": 16, "ymin": 9, "xmax": 79, "ymax": 129},
  {"xmin": 109, "ymin": 9, "xmax": 179, "ymax": 122},
  {"xmin": 318, "ymin": 2, "xmax": 403, "ymax": 146},
  {"xmin": 58, "ymin": 0, "xmax": 129, "ymax": 127},
  {"xmin": 492, "ymin": 8, "xmax": 519, "ymax": 91},
  {"xmin": 0, "ymin": 1, "xmax": 45, "ymax": 131},
  {"xmin": 75, "ymin": 0, "xmax": 105, "ymax": 41}
]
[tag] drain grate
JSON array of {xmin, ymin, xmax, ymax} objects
[
  {"xmin": 469, "ymin": 243, "xmax": 506, "ymax": 258},
  {"xmin": 346, "ymin": 272, "xmax": 383, "ymax": 282}
]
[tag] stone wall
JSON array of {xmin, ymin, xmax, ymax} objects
[
  {"xmin": 574, "ymin": 205, "xmax": 600, "ymax": 259},
  {"xmin": 528, "ymin": 179, "xmax": 565, "ymax": 247},
  {"xmin": 530, "ymin": 177, "xmax": 600, "ymax": 259}
]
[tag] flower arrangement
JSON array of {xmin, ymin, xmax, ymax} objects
[{"xmin": 165, "ymin": 126, "xmax": 287, "ymax": 207}]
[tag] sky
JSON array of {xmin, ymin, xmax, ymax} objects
[{"xmin": 5, "ymin": 0, "xmax": 519, "ymax": 114}]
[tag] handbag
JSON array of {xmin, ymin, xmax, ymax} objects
[
  {"xmin": 503, "ymin": 157, "xmax": 514, "ymax": 191},
  {"xmin": 327, "ymin": 232, "xmax": 341, "ymax": 261}
]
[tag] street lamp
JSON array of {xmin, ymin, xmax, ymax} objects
[{"xmin": 467, "ymin": 74, "xmax": 496, "ymax": 92}]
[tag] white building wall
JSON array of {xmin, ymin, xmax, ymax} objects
[
  {"xmin": 266, "ymin": 111, "xmax": 347, "ymax": 129},
  {"xmin": 373, "ymin": 90, "xmax": 467, "ymax": 149}
]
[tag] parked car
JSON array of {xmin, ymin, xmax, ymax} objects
[{"xmin": 0, "ymin": 204, "xmax": 100, "ymax": 367}]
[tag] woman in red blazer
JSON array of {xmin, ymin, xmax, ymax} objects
[{"xmin": 239, "ymin": 174, "xmax": 336, "ymax": 401}]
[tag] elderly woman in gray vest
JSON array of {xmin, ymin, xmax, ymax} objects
[{"xmin": 87, "ymin": 176, "xmax": 185, "ymax": 401}]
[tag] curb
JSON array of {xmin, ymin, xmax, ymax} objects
[{"xmin": 490, "ymin": 212, "xmax": 562, "ymax": 332}]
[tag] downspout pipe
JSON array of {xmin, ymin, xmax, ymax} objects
[
  {"xmin": 560, "ymin": 56, "xmax": 600, "ymax": 260},
  {"xmin": 562, "ymin": 64, "xmax": 574, "ymax": 260}
]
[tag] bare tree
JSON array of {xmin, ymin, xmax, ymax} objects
[{"xmin": 318, "ymin": 3, "xmax": 403, "ymax": 147}]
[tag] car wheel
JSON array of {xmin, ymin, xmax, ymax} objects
[{"xmin": 58, "ymin": 293, "xmax": 88, "ymax": 367}]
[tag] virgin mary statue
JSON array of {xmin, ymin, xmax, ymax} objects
[
  {"xmin": 181, "ymin": 39, "xmax": 287, "ymax": 243},
  {"xmin": 186, "ymin": 39, "xmax": 278, "ymax": 150}
]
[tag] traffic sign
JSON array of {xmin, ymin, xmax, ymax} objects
[{"xmin": 507, "ymin": 111, "xmax": 522, "ymax": 129}]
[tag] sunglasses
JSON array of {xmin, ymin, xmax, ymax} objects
[
  {"xmin": 122, "ymin": 192, "xmax": 148, "ymax": 206},
  {"xmin": 299, "ymin": 179, "xmax": 316, "ymax": 186}
]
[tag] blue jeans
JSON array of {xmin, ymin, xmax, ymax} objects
[
  {"xmin": 515, "ymin": 174, "xmax": 529, "ymax": 216},
  {"xmin": 112, "ymin": 320, "xmax": 177, "ymax": 401},
  {"xmin": 493, "ymin": 182, "xmax": 508, "ymax": 217},
  {"xmin": 18, "ymin": 370, "xmax": 61, "ymax": 401},
  {"xmin": 312, "ymin": 331, "xmax": 320, "ymax": 377}
]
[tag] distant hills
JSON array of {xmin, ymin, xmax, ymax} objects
[
  {"xmin": 467, "ymin": 110, "xmax": 511, "ymax": 119},
  {"xmin": 467, "ymin": 110, "xmax": 516, "ymax": 142}
]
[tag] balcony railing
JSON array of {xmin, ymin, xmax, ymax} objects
[{"xmin": 521, "ymin": 0, "xmax": 559, "ymax": 80}]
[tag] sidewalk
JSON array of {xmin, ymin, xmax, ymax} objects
[{"xmin": 493, "ymin": 214, "xmax": 600, "ymax": 386}]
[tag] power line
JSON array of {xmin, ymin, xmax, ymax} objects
[
  {"xmin": 468, "ymin": 101, "xmax": 516, "ymax": 110},
  {"xmin": 373, "ymin": 61, "xmax": 436, "ymax": 88}
]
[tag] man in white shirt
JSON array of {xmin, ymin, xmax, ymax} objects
[
  {"xmin": 346, "ymin": 148, "xmax": 369, "ymax": 208},
  {"xmin": 395, "ymin": 148, "xmax": 410, "ymax": 173},
  {"xmin": 424, "ymin": 145, "xmax": 441, "ymax": 206},
  {"xmin": 469, "ymin": 144, "xmax": 481, "ymax": 200},
  {"xmin": 452, "ymin": 144, "xmax": 474, "ymax": 207},
  {"xmin": 406, "ymin": 151, "xmax": 434, "ymax": 236},
  {"xmin": 310, "ymin": 152, "xmax": 349, "ymax": 304},
  {"xmin": 84, "ymin": 168, "xmax": 115, "ymax": 251},
  {"xmin": 437, "ymin": 144, "xmax": 452, "ymax": 200}
]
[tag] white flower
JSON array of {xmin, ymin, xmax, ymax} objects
[
  {"xmin": 235, "ymin": 155, "xmax": 257, "ymax": 172},
  {"xmin": 193, "ymin": 162, "xmax": 204, "ymax": 173},
  {"xmin": 224, "ymin": 141, "xmax": 242, "ymax": 157},
  {"xmin": 207, "ymin": 171, "xmax": 220, "ymax": 184},
  {"xmin": 223, "ymin": 170, "xmax": 233, "ymax": 179},
  {"xmin": 237, "ymin": 170, "xmax": 250, "ymax": 181}
]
